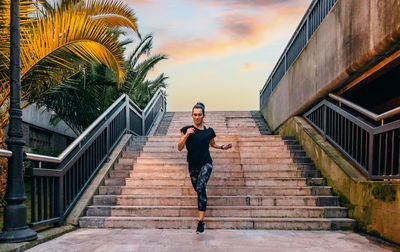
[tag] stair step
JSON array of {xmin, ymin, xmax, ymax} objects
[
  {"xmin": 92, "ymin": 195, "xmax": 339, "ymax": 207},
  {"xmin": 114, "ymin": 164, "xmax": 133, "ymax": 170},
  {"xmin": 142, "ymin": 146, "xmax": 290, "ymax": 152},
  {"xmin": 134, "ymin": 157, "xmax": 296, "ymax": 165},
  {"xmin": 132, "ymin": 163, "xmax": 305, "ymax": 172},
  {"xmin": 86, "ymin": 205, "xmax": 348, "ymax": 218},
  {"xmin": 124, "ymin": 178, "xmax": 309, "ymax": 187},
  {"xmin": 99, "ymin": 185, "xmax": 333, "ymax": 196},
  {"xmin": 128, "ymin": 170, "xmax": 311, "ymax": 178},
  {"xmin": 135, "ymin": 151, "xmax": 293, "ymax": 159},
  {"xmin": 79, "ymin": 216, "xmax": 355, "ymax": 230}
]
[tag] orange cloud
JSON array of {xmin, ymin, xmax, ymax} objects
[
  {"xmin": 241, "ymin": 62, "xmax": 273, "ymax": 72},
  {"xmin": 156, "ymin": 5, "xmax": 307, "ymax": 64}
]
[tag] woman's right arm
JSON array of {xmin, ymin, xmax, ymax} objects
[
  {"xmin": 178, "ymin": 132, "xmax": 188, "ymax": 151},
  {"xmin": 178, "ymin": 127, "xmax": 194, "ymax": 151}
]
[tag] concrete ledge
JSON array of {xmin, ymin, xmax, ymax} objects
[
  {"xmin": 0, "ymin": 225, "xmax": 75, "ymax": 252},
  {"xmin": 66, "ymin": 134, "xmax": 132, "ymax": 226},
  {"xmin": 148, "ymin": 110, "xmax": 165, "ymax": 136},
  {"xmin": 278, "ymin": 116, "xmax": 400, "ymax": 245}
]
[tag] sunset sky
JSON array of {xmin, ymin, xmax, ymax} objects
[{"xmin": 125, "ymin": 0, "xmax": 311, "ymax": 111}]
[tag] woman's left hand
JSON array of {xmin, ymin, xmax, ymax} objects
[{"xmin": 224, "ymin": 143, "xmax": 233, "ymax": 150}]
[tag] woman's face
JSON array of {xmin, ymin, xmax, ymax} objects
[{"xmin": 192, "ymin": 108, "xmax": 204, "ymax": 125}]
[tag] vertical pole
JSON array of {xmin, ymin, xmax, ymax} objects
[
  {"xmin": 323, "ymin": 105, "xmax": 327, "ymax": 140},
  {"xmin": 368, "ymin": 132, "xmax": 374, "ymax": 178},
  {"xmin": 125, "ymin": 95, "xmax": 130, "ymax": 133},
  {"xmin": 0, "ymin": 0, "xmax": 37, "ymax": 242},
  {"xmin": 55, "ymin": 176, "xmax": 64, "ymax": 226},
  {"xmin": 142, "ymin": 112, "xmax": 146, "ymax": 136}
]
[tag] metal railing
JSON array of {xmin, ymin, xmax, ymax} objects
[
  {"xmin": 0, "ymin": 89, "xmax": 166, "ymax": 227},
  {"xmin": 260, "ymin": 0, "xmax": 338, "ymax": 109},
  {"xmin": 329, "ymin": 93, "xmax": 400, "ymax": 125},
  {"xmin": 304, "ymin": 97, "xmax": 400, "ymax": 180}
]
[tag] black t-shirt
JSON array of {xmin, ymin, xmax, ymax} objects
[{"xmin": 180, "ymin": 125, "xmax": 216, "ymax": 168}]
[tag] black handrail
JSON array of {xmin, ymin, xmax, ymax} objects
[
  {"xmin": 20, "ymin": 90, "xmax": 166, "ymax": 227},
  {"xmin": 260, "ymin": 0, "xmax": 338, "ymax": 109},
  {"xmin": 304, "ymin": 100, "xmax": 400, "ymax": 180}
]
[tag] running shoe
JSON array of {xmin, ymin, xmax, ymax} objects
[{"xmin": 196, "ymin": 220, "xmax": 205, "ymax": 234}]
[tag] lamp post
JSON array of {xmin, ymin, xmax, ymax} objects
[{"xmin": 0, "ymin": 0, "xmax": 38, "ymax": 243}]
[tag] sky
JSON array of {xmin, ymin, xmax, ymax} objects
[{"xmin": 124, "ymin": 0, "xmax": 311, "ymax": 112}]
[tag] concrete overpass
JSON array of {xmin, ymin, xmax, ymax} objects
[{"xmin": 260, "ymin": 0, "xmax": 400, "ymax": 130}]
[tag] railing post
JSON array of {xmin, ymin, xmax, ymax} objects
[
  {"xmin": 323, "ymin": 105, "xmax": 327, "ymax": 140},
  {"xmin": 125, "ymin": 95, "xmax": 130, "ymax": 132},
  {"xmin": 106, "ymin": 121, "xmax": 110, "ymax": 152},
  {"xmin": 163, "ymin": 93, "xmax": 166, "ymax": 112},
  {"xmin": 142, "ymin": 112, "xmax": 146, "ymax": 136},
  {"xmin": 368, "ymin": 132, "xmax": 375, "ymax": 178},
  {"xmin": 284, "ymin": 54, "xmax": 287, "ymax": 71},
  {"xmin": 54, "ymin": 176, "xmax": 63, "ymax": 226}
]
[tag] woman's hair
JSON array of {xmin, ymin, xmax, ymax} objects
[{"xmin": 192, "ymin": 102, "xmax": 205, "ymax": 115}]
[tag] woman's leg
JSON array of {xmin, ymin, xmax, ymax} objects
[{"xmin": 196, "ymin": 163, "xmax": 213, "ymax": 220}]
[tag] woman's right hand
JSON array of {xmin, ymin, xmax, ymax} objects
[
  {"xmin": 185, "ymin": 127, "xmax": 195, "ymax": 137},
  {"xmin": 178, "ymin": 127, "xmax": 195, "ymax": 151}
]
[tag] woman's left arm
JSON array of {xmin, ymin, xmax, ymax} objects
[{"xmin": 210, "ymin": 138, "xmax": 232, "ymax": 150}]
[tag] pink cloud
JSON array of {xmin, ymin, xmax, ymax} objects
[
  {"xmin": 241, "ymin": 62, "xmax": 273, "ymax": 72},
  {"xmin": 156, "ymin": 4, "xmax": 307, "ymax": 63},
  {"xmin": 196, "ymin": 0, "xmax": 298, "ymax": 8}
]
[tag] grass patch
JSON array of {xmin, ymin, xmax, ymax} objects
[{"xmin": 0, "ymin": 182, "xmax": 32, "ymax": 230}]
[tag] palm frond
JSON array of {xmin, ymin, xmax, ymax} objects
[
  {"xmin": 0, "ymin": 0, "xmax": 139, "ymax": 129},
  {"xmin": 128, "ymin": 34, "xmax": 153, "ymax": 67}
]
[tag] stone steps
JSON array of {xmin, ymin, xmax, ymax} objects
[
  {"xmin": 79, "ymin": 111, "xmax": 355, "ymax": 231},
  {"xmin": 147, "ymin": 135, "xmax": 282, "ymax": 141},
  {"xmin": 142, "ymin": 146, "xmax": 292, "ymax": 152},
  {"xmin": 132, "ymin": 157, "xmax": 296, "ymax": 165},
  {"xmin": 123, "ymin": 178, "xmax": 311, "ymax": 187},
  {"xmin": 98, "ymin": 185, "xmax": 334, "ymax": 196},
  {"xmin": 124, "ymin": 170, "xmax": 317, "ymax": 179},
  {"xmin": 130, "ymin": 163, "xmax": 316, "ymax": 172},
  {"xmin": 134, "ymin": 152, "xmax": 296, "ymax": 159},
  {"xmin": 92, "ymin": 195, "xmax": 339, "ymax": 207},
  {"xmin": 86, "ymin": 205, "xmax": 348, "ymax": 218},
  {"xmin": 79, "ymin": 216, "xmax": 354, "ymax": 230}
]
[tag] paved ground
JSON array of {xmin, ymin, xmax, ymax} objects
[{"xmin": 26, "ymin": 229, "xmax": 399, "ymax": 252}]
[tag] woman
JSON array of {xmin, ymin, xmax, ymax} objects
[{"xmin": 177, "ymin": 102, "xmax": 232, "ymax": 234}]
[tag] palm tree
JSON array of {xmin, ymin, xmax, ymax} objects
[
  {"xmin": 37, "ymin": 34, "xmax": 168, "ymax": 134},
  {"xmin": 0, "ymin": 0, "xmax": 139, "ymax": 207},
  {"xmin": 0, "ymin": 0, "xmax": 139, "ymax": 129},
  {"xmin": 123, "ymin": 34, "xmax": 168, "ymax": 108}
]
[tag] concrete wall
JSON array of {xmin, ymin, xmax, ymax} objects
[
  {"xmin": 279, "ymin": 117, "xmax": 400, "ymax": 245},
  {"xmin": 22, "ymin": 104, "xmax": 77, "ymax": 138},
  {"xmin": 4, "ymin": 104, "xmax": 76, "ymax": 154},
  {"xmin": 262, "ymin": 0, "xmax": 400, "ymax": 130}
]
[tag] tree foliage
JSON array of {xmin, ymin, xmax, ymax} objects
[
  {"xmin": 0, "ymin": 0, "xmax": 139, "ymax": 129},
  {"xmin": 38, "ymin": 34, "xmax": 168, "ymax": 134}
]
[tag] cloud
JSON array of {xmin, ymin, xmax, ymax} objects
[
  {"xmin": 195, "ymin": 0, "xmax": 296, "ymax": 8},
  {"xmin": 125, "ymin": 0, "xmax": 154, "ymax": 3},
  {"xmin": 156, "ymin": 4, "xmax": 307, "ymax": 64},
  {"xmin": 241, "ymin": 62, "xmax": 273, "ymax": 72}
]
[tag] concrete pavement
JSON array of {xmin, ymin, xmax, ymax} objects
[{"xmin": 26, "ymin": 229, "xmax": 399, "ymax": 252}]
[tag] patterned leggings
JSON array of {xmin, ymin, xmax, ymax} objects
[{"xmin": 189, "ymin": 163, "xmax": 213, "ymax": 211}]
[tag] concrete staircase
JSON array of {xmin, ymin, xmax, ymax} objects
[
  {"xmin": 80, "ymin": 111, "xmax": 355, "ymax": 230},
  {"xmin": 154, "ymin": 112, "xmax": 174, "ymax": 136}
]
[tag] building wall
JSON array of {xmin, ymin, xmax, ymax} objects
[
  {"xmin": 261, "ymin": 0, "xmax": 400, "ymax": 130},
  {"xmin": 279, "ymin": 117, "xmax": 400, "ymax": 245},
  {"xmin": 22, "ymin": 104, "xmax": 76, "ymax": 138},
  {"xmin": 4, "ymin": 104, "xmax": 76, "ymax": 155}
]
